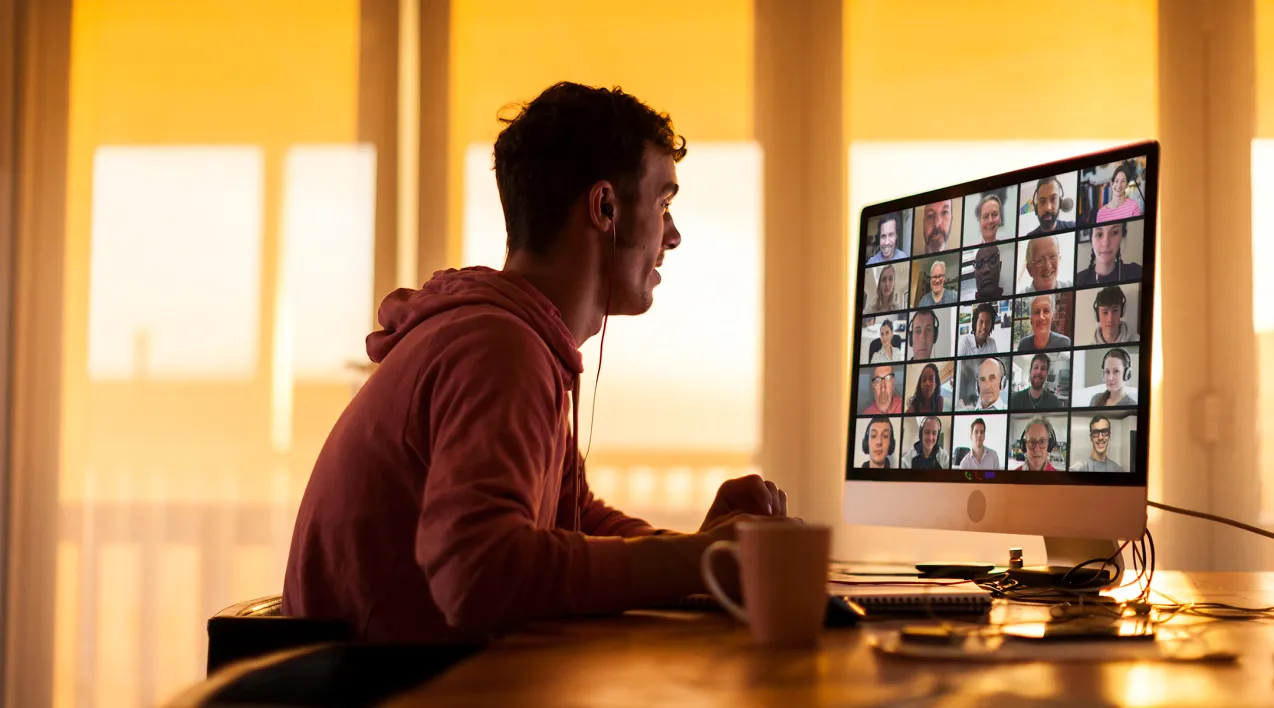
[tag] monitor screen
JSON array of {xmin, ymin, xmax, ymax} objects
[{"xmin": 848, "ymin": 143, "xmax": 1156, "ymax": 486}]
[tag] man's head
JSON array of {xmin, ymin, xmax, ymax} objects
[
  {"xmin": 974, "ymin": 245, "xmax": 1002, "ymax": 295},
  {"xmin": 1090, "ymin": 222, "xmax": 1125, "ymax": 271},
  {"xmin": 494, "ymin": 82, "xmax": 686, "ymax": 316},
  {"xmin": 1032, "ymin": 176, "xmax": 1065, "ymax": 232},
  {"xmin": 976, "ymin": 194, "xmax": 1003, "ymax": 242},
  {"xmin": 910, "ymin": 309, "xmax": 938, "ymax": 359},
  {"xmin": 920, "ymin": 416, "xmax": 941, "ymax": 455},
  {"xmin": 1025, "ymin": 235, "xmax": 1062, "ymax": 291},
  {"xmin": 1030, "ymin": 295, "xmax": 1055, "ymax": 342},
  {"xmin": 922, "ymin": 199, "xmax": 953, "ymax": 253},
  {"xmin": 867, "ymin": 417, "xmax": 893, "ymax": 465},
  {"xmin": 928, "ymin": 261, "xmax": 947, "ymax": 298},
  {"xmin": 877, "ymin": 213, "xmax": 902, "ymax": 259},
  {"xmin": 1023, "ymin": 418, "xmax": 1052, "ymax": 470},
  {"xmin": 1094, "ymin": 286, "xmax": 1126, "ymax": 342},
  {"xmin": 1089, "ymin": 416, "xmax": 1112, "ymax": 460},
  {"xmin": 977, "ymin": 358, "xmax": 1003, "ymax": 407},
  {"xmin": 871, "ymin": 365, "xmax": 897, "ymax": 408},
  {"xmin": 1029, "ymin": 353, "xmax": 1051, "ymax": 392},
  {"xmin": 972, "ymin": 303, "xmax": 996, "ymax": 345},
  {"xmin": 970, "ymin": 418, "xmax": 986, "ymax": 449}
]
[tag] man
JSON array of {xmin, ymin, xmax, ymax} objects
[
  {"xmin": 1010, "ymin": 353, "xmax": 1063, "ymax": 411},
  {"xmin": 1026, "ymin": 176, "xmax": 1075, "ymax": 235},
  {"xmin": 1072, "ymin": 416, "xmax": 1125, "ymax": 472},
  {"xmin": 862, "ymin": 416, "xmax": 895, "ymax": 468},
  {"xmin": 283, "ymin": 83, "xmax": 789, "ymax": 643},
  {"xmin": 958, "ymin": 418, "xmax": 1001, "ymax": 470},
  {"xmin": 958, "ymin": 302, "xmax": 998, "ymax": 356},
  {"xmin": 971, "ymin": 245, "xmax": 1005, "ymax": 299},
  {"xmin": 1020, "ymin": 234, "xmax": 1072, "ymax": 293},
  {"xmin": 1017, "ymin": 294, "xmax": 1072, "ymax": 352},
  {"xmin": 1092, "ymin": 285, "xmax": 1138, "ymax": 344},
  {"xmin": 867, "ymin": 212, "xmax": 907, "ymax": 264},
  {"xmin": 1020, "ymin": 417, "xmax": 1059, "ymax": 471},
  {"xmin": 864, "ymin": 365, "xmax": 903, "ymax": 414},
  {"xmin": 920, "ymin": 199, "xmax": 954, "ymax": 254},
  {"xmin": 917, "ymin": 260, "xmax": 953, "ymax": 306},
  {"xmin": 908, "ymin": 309, "xmax": 940, "ymax": 360},
  {"xmin": 958, "ymin": 357, "xmax": 1006, "ymax": 411},
  {"xmin": 1075, "ymin": 222, "xmax": 1144, "ymax": 286},
  {"xmin": 902, "ymin": 416, "xmax": 950, "ymax": 469},
  {"xmin": 974, "ymin": 194, "xmax": 1004, "ymax": 243}
]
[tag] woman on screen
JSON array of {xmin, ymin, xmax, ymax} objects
[
  {"xmin": 871, "ymin": 264, "xmax": 905, "ymax": 313},
  {"xmin": 870, "ymin": 320, "xmax": 903, "ymax": 363},
  {"xmin": 906, "ymin": 363, "xmax": 944, "ymax": 413},
  {"xmin": 976, "ymin": 194, "xmax": 1004, "ymax": 243},
  {"xmin": 1095, "ymin": 163, "xmax": 1142, "ymax": 223},
  {"xmin": 1089, "ymin": 349, "xmax": 1138, "ymax": 407}
]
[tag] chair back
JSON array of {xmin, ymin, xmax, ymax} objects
[{"xmin": 206, "ymin": 594, "xmax": 353, "ymax": 675}]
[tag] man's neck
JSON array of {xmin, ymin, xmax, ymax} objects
[
  {"xmin": 1102, "ymin": 326, "xmax": 1120, "ymax": 342},
  {"xmin": 971, "ymin": 446, "xmax": 985, "ymax": 457},
  {"xmin": 1029, "ymin": 386, "xmax": 1044, "ymax": 399},
  {"xmin": 980, "ymin": 399, "xmax": 996, "ymax": 409},
  {"xmin": 1033, "ymin": 332, "xmax": 1051, "ymax": 347},
  {"xmin": 876, "ymin": 397, "xmax": 892, "ymax": 410},
  {"xmin": 504, "ymin": 248, "xmax": 604, "ymax": 346},
  {"xmin": 932, "ymin": 290, "xmax": 943, "ymax": 301},
  {"xmin": 1092, "ymin": 453, "xmax": 1108, "ymax": 462}
]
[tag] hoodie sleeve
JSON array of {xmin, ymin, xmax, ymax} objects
[{"xmin": 414, "ymin": 313, "xmax": 635, "ymax": 634}]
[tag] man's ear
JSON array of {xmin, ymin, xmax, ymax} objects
[{"xmin": 588, "ymin": 180, "xmax": 616, "ymax": 231}]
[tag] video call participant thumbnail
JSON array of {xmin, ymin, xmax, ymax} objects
[
  {"xmin": 905, "ymin": 362, "xmax": 950, "ymax": 414},
  {"xmin": 1015, "ymin": 293, "xmax": 1073, "ymax": 352},
  {"xmin": 1010, "ymin": 353, "xmax": 1067, "ymax": 412},
  {"xmin": 901, "ymin": 416, "xmax": 951, "ymax": 469},
  {"xmin": 963, "ymin": 188, "xmax": 1017, "ymax": 246},
  {"xmin": 961, "ymin": 243, "xmax": 1013, "ymax": 302},
  {"xmin": 957, "ymin": 416, "xmax": 1002, "ymax": 471},
  {"xmin": 866, "ymin": 212, "xmax": 908, "ymax": 264},
  {"xmin": 957, "ymin": 357, "xmax": 1008, "ymax": 411},
  {"xmin": 1075, "ymin": 221, "xmax": 1144, "ymax": 286},
  {"xmin": 860, "ymin": 364, "xmax": 904, "ymax": 414},
  {"xmin": 858, "ymin": 416, "xmax": 898, "ymax": 469},
  {"xmin": 1015, "ymin": 416, "xmax": 1064, "ymax": 471},
  {"xmin": 907, "ymin": 307, "xmax": 955, "ymax": 361},
  {"xmin": 1091, "ymin": 285, "xmax": 1139, "ymax": 344},
  {"xmin": 866, "ymin": 317, "xmax": 904, "ymax": 363},
  {"xmin": 1071, "ymin": 415, "xmax": 1127, "ymax": 472},
  {"xmin": 1090, "ymin": 348, "xmax": 1137, "ymax": 407},
  {"xmin": 958, "ymin": 302, "xmax": 1000, "ymax": 356},
  {"xmin": 1018, "ymin": 232, "xmax": 1075, "ymax": 294},
  {"xmin": 1095, "ymin": 162, "xmax": 1143, "ymax": 223},
  {"xmin": 864, "ymin": 262, "xmax": 909, "ymax": 315},
  {"xmin": 1022, "ymin": 173, "xmax": 1077, "ymax": 236},
  {"xmin": 915, "ymin": 257, "xmax": 957, "ymax": 307},
  {"xmin": 914, "ymin": 198, "xmax": 960, "ymax": 255}
]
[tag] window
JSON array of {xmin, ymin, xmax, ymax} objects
[{"xmin": 1255, "ymin": 0, "xmax": 1274, "ymax": 517}]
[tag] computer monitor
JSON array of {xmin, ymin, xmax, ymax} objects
[{"xmin": 844, "ymin": 142, "xmax": 1157, "ymax": 573}]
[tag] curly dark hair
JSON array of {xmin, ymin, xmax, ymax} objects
[
  {"xmin": 972, "ymin": 302, "xmax": 997, "ymax": 330},
  {"xmin": 493, "ymin": 82, "xmax": 687, "ymax": 256}
]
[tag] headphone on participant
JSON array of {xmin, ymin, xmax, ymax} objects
[
  {"xmin": 1017, "ymin": 416, "xmax": 1059, "ymax": 453},
  {"xmin": 861, "ymin": 416, "xmax": 897, "ymax": 456},
  {"xmin": 1031, "ymin": 175, "xmax": 1075, "ymax": 215},
  {"xmin": 981, "ymin": 356, "xmax": 1008, "ymax": 390},
  {"xmin": 919, "ymin": 415, "xmax": 945, "ymax": 451},
  {"xmin": 1103, "ymin": 348, "xmax": 1133, "ymax": 382}
]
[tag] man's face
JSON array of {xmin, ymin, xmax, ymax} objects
[
  {"xmin": 977, "ymin": 359, "xmax": 1001, "ymax": 406},
  {"xmin": 1098, "ymin": 303, "xmax": 1122, "ymax": 340},
  {"xmin": 1026, "ymin": 236, "xmax": 1061, "ymax": 290},
  {"xmin": 974, "ymin": 312, "xmax": 993, "ymax": 344},
  {"xmin": 921, "ymin": 419, "xmax": 940, "ymax": 455},
  {"xmin": 971, "ymin": 423, "xmax": 986, "ymax": 448},
  {"xmin": 1030, "ymin": 296, "xmax": 1054, "ymax": 339},
  {"xmin": 878, "ymin": 219, "xmax": 899, "ymax": 258},
  {"xmin": 1090, "ymin": 421, "xmax": 1111, "ymax": 458},
  {"xmin": 979, "ymin": 199, "xmax": 1002, "ymax": 241},
  {"xmin": 923, "ymin": 200, "xmax": 952, "ymax": 253},
  {"xmin": 929, "ymin": 262, "xmax": 946, "ymax": 297},
  {"xmin": 1030, "ymin": 358, "xmax": 1050, "ymax": 391},
  {"xmin": 872, "ymin": 366, "xmax": 896, "ymax": 407},
  {"xmin": 910, "ymin": 314, "xmax": 936, "ymax": 359},
  {"xmin": 1091, "ymin": 224, "xmax": 1124, "ymax": 269},
  {"xmin": 868, "ymin": 422, "xmax": 892, "ymax": 463},
  {"xmin": 974, "ymin": 246, "xmax": 1002, "ymax": 294},
  {"xmin": 1034, "ymin": 179, "xmax": 1062, "ymax": 232},
  {"xmin": 612, "ymin": 145, "xmax": 682, "ymax": 316},
  {"xmin": 1024, "ymin": 423, "xmax": 1050, "ymax": 469}
]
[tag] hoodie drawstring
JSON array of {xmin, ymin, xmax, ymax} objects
[{"xmin": 571, "ymin": 376, "xmax": 582, "ymax": 532}]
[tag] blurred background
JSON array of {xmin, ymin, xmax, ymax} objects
[{"xmin": 0, "ymin": 0, "xmax": 1270, "ymax": 704}]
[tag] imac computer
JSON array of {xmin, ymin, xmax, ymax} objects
[{"xmin": 844, "ymin": 142, "xmax": 1157, "ymax": 581}]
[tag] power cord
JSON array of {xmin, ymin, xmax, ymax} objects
[{"xmin": 1147, "ymin": 500, "xmax": 1274, "ymax": 540}]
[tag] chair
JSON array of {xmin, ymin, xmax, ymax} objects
[{"xmin": 206, "ymin": 595, "xmax": 353, "ymax": 675}]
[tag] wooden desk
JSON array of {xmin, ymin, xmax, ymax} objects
[{"xmin": 388, "ymin": 572, "xmax": 1274, "ymax": 707}]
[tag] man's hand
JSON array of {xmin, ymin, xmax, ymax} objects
[{"xmin": 699, "ymin": 474, "xmax": 788, "ymax": 533}]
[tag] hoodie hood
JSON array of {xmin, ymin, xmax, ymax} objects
[{"xmin": 366, "ymin": 266, "xmax": 584, "ymax": 376}]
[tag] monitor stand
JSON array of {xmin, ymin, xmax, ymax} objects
[{"xmin": 1006, "ymin": 537, "xmax": 1126, "ymax": 590}]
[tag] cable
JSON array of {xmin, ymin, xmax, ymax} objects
[{"xmin": 1147, "ymin": 500, "xmax": 1274, "ymax": 540}]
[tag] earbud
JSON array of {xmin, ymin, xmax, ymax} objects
[{"xmin": 600, "ymin": 203, "xmax": 614, "ymax": 219}]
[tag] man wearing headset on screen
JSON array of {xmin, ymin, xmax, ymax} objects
[
  {"xmin": 1075, "ymin": 222, "xmax": 1144, "ymax": 286},
  {"xmin": 866, "ymin": 212, "xmax": 907, "ymax": 264},
  {"xmin": 1010, "ymin": 353, "xmax": 1063, "ymax": 411},
  {"xmin": 861, "ymin": 416, "xmax": 895, "ymax": 468},
  {"xmin": 1026, "ymin": 175, "xmax": 1075, "ymax": 236},
  {"xmin": 902, "ymin": 416, "xmax": 950, "ymax": 469},
  {"xmin": 1091, "ymin": 285, "xmax": 1138, "ymax": 344},
  {"xmin": 1020, "ymin": 234, "xmax": 1072, "ymax": 293},
  {"xmin": 1019, "ymin": 417, "xmax": 1060, "ymax": 471},
  {"xmin": 958, "ymin": 357, "xmax": 1007, "ymax": 411},
  {"xmin": 1071, "ymin": 416, "xmax": 1126, "ymax": 472},
  {"xmin": 958, "ymin": 417, "xmax": 1001, "ymax": 470},
  {"xmin": 959, "ymin": 303, "xmax": 999, "ymax": 356},
  {"xmin": 908, "ymin": 308, "xmax": 940, "ymax": 360}
]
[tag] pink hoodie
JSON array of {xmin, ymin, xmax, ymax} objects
[{"xmin": 282, "ymin": 267, "xmax": 656, "ymax": 643}]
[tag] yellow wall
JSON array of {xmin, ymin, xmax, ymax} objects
[{"xmin": 1260, "ymin": 0, "xmax": 1274, "ymax": 137}]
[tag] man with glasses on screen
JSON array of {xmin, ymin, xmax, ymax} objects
[
  {"xmin": 1026, "ymin": 176, "xmax": 1075, "ymax": 236},
  {"xmin": 865, "ymin": 365, "xmax": 903, "ymax": 414},
  {"xmin": 867, "ymin": 212, "xmax": 907, "ymax": 264},
  {"xmin": 972, "ymin": 245, "xmax": 1006, "ymax": 299},
  {"xmin": 1020, "ymin": 417, "xmax": 1060, "ymax": 471},
  {"xmin": 917, "ymin": 261, "xmax": 953, "ymax": 306},
  {"xmin": 1072, "ymin": 416, "xmax": 1125, "ymax": 472}
]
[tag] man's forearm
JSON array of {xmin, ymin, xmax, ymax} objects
[{"xmin": 622, "ymin": 533, "xmax": 714, "ymax": 606}]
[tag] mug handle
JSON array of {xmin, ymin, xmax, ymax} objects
[{"xmin": 700, "ymin": 540, "xmax": 748, "ymax": 624}]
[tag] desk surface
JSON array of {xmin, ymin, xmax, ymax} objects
[{"xmin": 389, "ymin": 572, "xmax": 1274, "ymax": 708}]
